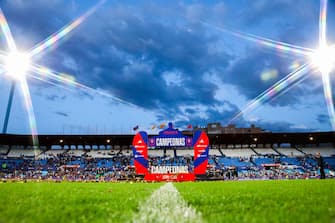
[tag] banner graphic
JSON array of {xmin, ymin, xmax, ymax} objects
[
  {"xmin": 132, "ymin": 123, "xmax": 210, "ymax": 180},
  {"xmin": 193, "ymin": 130, "xmax": 210, "ymax": 175},
  {"xmin": 132, "ymin": 131, "xmax": 148, "ymax": 174}
]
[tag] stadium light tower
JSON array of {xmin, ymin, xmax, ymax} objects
[{"xmin": 2, "ymin": 51, "xmax": 31, "ymax": 133}]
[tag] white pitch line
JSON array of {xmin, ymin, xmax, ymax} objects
[{"xmin": 132, "ymin": 182, "xmax": 202, "ymax": 223}]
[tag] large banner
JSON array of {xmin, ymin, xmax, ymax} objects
[
  {"xmin": 193, "ymin": 130, "xmax": 210, "ymax": 175},
  {"xmin": 132, "ymin": 123, "xmax": 210, "ymax": 181},
  {"xmin": 132, "ymin": 131, "xmax": 148, "ymax": 174}
]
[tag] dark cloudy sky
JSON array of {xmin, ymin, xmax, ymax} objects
[{"xmin": 0, "ymin": 0, "xmax": 334, "ymax": 134}]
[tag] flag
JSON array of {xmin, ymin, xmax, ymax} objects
[
  {"xmin": 159, "ymin": 123, "xmax": 166, "ymax": 129},
  {"xmin": 133, "ymin": 125, "xmax": 139, "ymax": 131},
  {"xmin": 187, "ymin": 124, "xmax": 193, "ymax": 129}
]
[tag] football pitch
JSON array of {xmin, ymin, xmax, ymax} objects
[{"xmin": 0, "ymin": 180, "xmax": 334, "ymax": 223}]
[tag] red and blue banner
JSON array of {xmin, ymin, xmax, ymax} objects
[
  {"xmin": 132, "ymin": 123, "xmax": 210, "ymax": 180},
  {"xmin": 193, "ymin": 130, "xmax": 210, "ymax": 175},
  {"xmin": 132, "ymin": 131, "xmax": 148, "ymax": 174}
]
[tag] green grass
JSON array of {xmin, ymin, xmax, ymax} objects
[
  {"xmin": 175, "ymin": 180, "xmax": 335, "ymax": 223},
  {"xmin": 0, "ymin": 182, "xmax": 162, "ymax": 223},
  {"xmin": 0, "ymin": 180, "xmax": 334, "ymax": 223}
]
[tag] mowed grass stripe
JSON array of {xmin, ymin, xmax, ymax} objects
[
  {"xmin": 132, "ymin": 182, "xmax": 202, "ymax": 223},
  {"xmin": 0, "ymin": 182, "xmax": 162, "ymax": 223},
  {"xmin": 175, "ymin": 180, "xmax": 335, "ymax": 223}
]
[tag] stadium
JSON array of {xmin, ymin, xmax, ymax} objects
[
  {"xmin": 1, "ymin": 123, "xmax": 335, "ymax": 222},
  {"xmin": 1, "ymin": 123, "xmax": 335, "ymax": 181},
  {"xmin": 1, "ymin": 0, "xmax": 335, "ymax": 223}
]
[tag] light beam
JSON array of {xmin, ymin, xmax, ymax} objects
[
  {"xmin": 0, "ymin": 8, "xmax": 16, "ymax": 51},
  {"xmin": 229, "ymin": 63, "xmax": 311, "ymax": 123},
  {"xmin": 28, "ymin": 0, "xmax": 106, "ymax": 58},
  {"xmin": 210, "ymin": 0, "xmax": 335, "ymax": 130},
  {"xmin": 0, "ymin": 1, "xmax": 110, "ymax": 143},
  {"xmin": 29, "ymin": 64, "xmax": 138, "ymax": 107},
  {"xmin": 318, "ymin": 0, "xmax": 335, "ymax": 130},
  {"xmin": 198, "ymin": 20, "xmax": 314, "ymax": 57}
]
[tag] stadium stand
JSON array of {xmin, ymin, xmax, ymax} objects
[
  {"xmin": 253, "ymin": 157, "xmax": 275, "ymax": 166},
  {"xmin": 276, "ymin": 148, "xmax": 305, "ymax": 157},
  {"xmin": 68, "ymin": 150, "xmax": 86, "ymax": 157},
  {"xmin": 279, "ymin": 157, "xmax": 301, "ymax": 166},
  {"xmin": 164, "ymin": 149, "xmax": 175, "ymax": 157},
  {"xmin": 148, "ymin": 149, "xmax": 164, "ymax": 157},
  {"xmin": 220, "ymin": 148, "xmax": 256, "ymax": 157},
  {"xmin": 209, "ymin": 148, "xmax": 221, "ymax": 156},
  {"xmin": 253, "ymin": 148, "xmax": 279, "ymax": 155},
  {"xmin": 86, "ymin": 150, "xmax": 113, "ymax": 158},
  {"xmin": 176, "ymin": 149, "xmax": 194, "ymax": 157},
  {"xmin": 218, "ymin": 157, "xmax": 254, "ymax": 168},
  {"xmin": 41, "ymin": 149, "xmax": 66, "ymax": 157},
  {"xmin": 7, "ymin": 148, "xmax": 42, "ymax": 158},
  {"xmin": 1, "ymin": 131, "xmax": 335, "ymax": 181},
  {"xmin": 0, "ymin": 146, "xmax": 9, "ymax": 155},
  {"xmin": 300, "ymin": 147, "xmax": 335, "ymax": 156}
]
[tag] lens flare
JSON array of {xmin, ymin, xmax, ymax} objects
[
  {"xmin": 198, "ymin": 20, "xmax": 314, "ymax": 57},
  {"xmin": 226, "ymin": 29, "xmax": 314, "ymax": 57},
  {"xmin": 260, "ymin": 69, "xmax": 278, "ymax": 82},
  {"xmin": 28, "ymin": 0, "xmax": 106, "ymax": 58},
  {"xmin": 311, "ymin": 45, "xmax": 335, "ymax": 74},
  {"xmin": 319, "ymin": 0, "xmax": 327, "ymax": 45},
  {"xmin": 321, "ymin": 72, "xmax": 335, "ymax": 130},
  {"xmin": 198, "ymin": 0, "xmax": 334, "ymax": 130},
  {"xmin": 4, "ymin": 51, "xmax": 31, "ymax": 79},
  {"xmin": 229, "ymin": 63, "xmax": 311, "ymax": 124},
  {"xmin": 0, "ymin": 1, "xmax": 114, "ymax": 146},
  {"xmin": 317, "ymin": 0, "xmax": 335, "ymax": 130},
  {"xmin": 19, "ymin": 78, "xmax": 39, "ymax": 148},
  {"xmin": 30, "ymin": 64, "xmax": 137, "ymax": 107},
  {"xmin": 0, "ymin": 8, "xmax": 39, "ymax": 147},
  {"xmin": 289, "ymin": 61, "xmax": 301, "ymax": 71},
  {"xmin": 0, "ymin": 8, "xmax": 16, "ymax": 51}
]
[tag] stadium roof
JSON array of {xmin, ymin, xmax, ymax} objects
[{"xmin": 0, "ymin": 131, "xmax": 334, "ymax": 148}]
